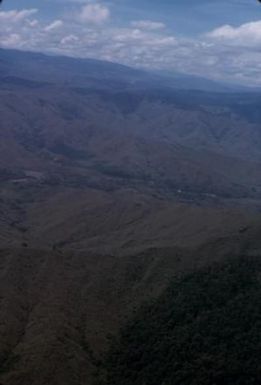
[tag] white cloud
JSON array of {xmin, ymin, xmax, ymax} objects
[
  {"xmin": 1, "ymin": 33, "xmax": 22, "ymax": 48},
  {"xmin": 0, "ymin": 9, "xmax": 38, "ymax": 23},
  {"xmin": 131, "ymin": 20, "xmax": 166, "ymax": 31},
  {"xmin": 27, "ymin": 19, "xmax": 39, "ymax": 28},
  {"xmin": 0, "ymin": 6, "xmax": 261, "ymax": 86},
  {"xmin": 61, "ymin": 34, "xmax": 79, "ymax": 45},
  {"xmin": 44, "ymin": 20, "xmax": 63, "ymax": 32},
  {"xmin": 207, "ymin": 20, "xmax": 261, "ymax": 47},
  {"xmin": 78, "ymin": 3, "xmax": 110, "ymax": 24}
]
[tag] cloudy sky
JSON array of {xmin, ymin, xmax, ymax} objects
[{"xmin": 0, "ymin": 0, "xmax": 261, "ymax": 85}]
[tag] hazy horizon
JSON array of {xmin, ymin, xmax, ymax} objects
[{"xmin": 1, "ymin": 0, "xmax": 261, "ymax": 86}]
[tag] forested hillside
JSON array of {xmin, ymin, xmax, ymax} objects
[{"xmin": 105, "ymin": 256, "xmax": 261, "ymax": 385}]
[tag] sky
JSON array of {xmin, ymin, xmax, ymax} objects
[{"xmin": 0, "ymin": 0, "xmax": 261, "ymax": 85}]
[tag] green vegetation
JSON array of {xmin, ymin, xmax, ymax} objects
[{"xmin": 105, "ymin": 256, "xmax": 261, "ymax": 385}]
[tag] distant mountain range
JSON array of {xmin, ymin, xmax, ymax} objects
[
  {"xmin": 0, "ymin": 48, "xmax": 261, "ymax": 385},
  {"xmin": 1, "ymin": 48, "xmax": 260, "ymax": 92}
]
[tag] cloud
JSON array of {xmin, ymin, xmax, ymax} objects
[
  {"xmin": 0, "ymin": 9, "xmax": 38, "ymax": 23},
  {"xmin": 207, "ymin": 20, "xmax": 261, "ymax": 47},
  {"xmin": 1, "ymin": 33, "xmax": 23, "ymax": 48},
  {"xmin": 44, "ymin": 20, "xmax": 63, "ymax": 32},
  {"xmin": 27, "ymin": 19, "xmax": 39, "ymax": 28},
  {"xmin": 131, "ymin": 20, "xmax": 166, "ymax": 31},
  {"xmin": 0, "ymin": 6, "xmax": 261, "ymax": 86},
  {"xmin": 78, "ymin": 3, "xmax": 110, "ymax": 24},
  {"xmin": 61, "ymin": 34, "xmax": 79, "ymax": 45}
]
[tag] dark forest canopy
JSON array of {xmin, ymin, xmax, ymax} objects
[{"xmin": 105, "ymin": 256, "xmax": 261, "ymax": 385}]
